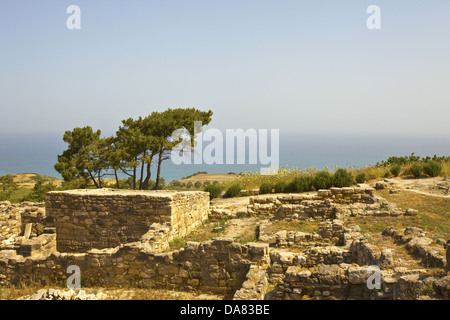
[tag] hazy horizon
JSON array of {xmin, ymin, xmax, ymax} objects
[{"xmin": 1, "ymin": 131, "xmax": 449, "ymax": 182}]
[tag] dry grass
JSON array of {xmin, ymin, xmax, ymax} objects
[
  {"xmin": 377, "ymin": 189, "xmax": 450, "ymax": 240},
  {"xmin": 0, "ymin": 284, "xmax": 224, "ymax": 300}
]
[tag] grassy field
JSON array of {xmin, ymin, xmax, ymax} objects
[{"xmin": 347, "ymin": 189, "xmax": 450, "ymax": 240}]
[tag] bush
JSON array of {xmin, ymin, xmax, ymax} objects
[
  {"xmin": 390, "ymin": 164, "xmax": 402, "ymax": 177},
  {"xmin": 286, "ymin": 176, "xmax": 313, "ymax": 193},
  {"xmin": 204, "ymin": 184, "xmax": 222, "ymax": 199},
  {"xmin": 355, "ymin": 173, "xmax": 366, "ymax": 184},
  {"xmin": 22, "ymin": 179, "xmax": 57, "ymax": 202},
  {"xmin": 313, "ymin": 171, "xmax": 333, "ymax": 190},
  {"xmin": 410, "ymin": 163, "xmax": 423, "ymax": 178},
  {"xmin": 423, "ymin": 161, "xmax": 442, "ymax": 177},
  {"xmin": 225, "ymin": 184, "xmax": 242, "ymax": 198},
  {"xmin": 194, "ymin": 181, "xmax": 202, "ymax": 189},
  {"xmin": 259, "ymin": 182, "xmax": 273, "ymax": 194},
  {"xmin": 274, "ymin": 181, "xmax": 287, "ymax": 193},
  {"xmin": 332, "ymin": 169, "xmax": 353, "ymax": 187}
]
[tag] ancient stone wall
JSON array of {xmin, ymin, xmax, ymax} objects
[
  {"xmin": 0, "ymin": 238, "xmax": 269, "ymax": 296},
  {"xmin": 0, "ymin": 201, "xmax": 21, "ymax": 241},
  {"xmin": 247, "ymin": 186, "xmax": 415, "ymax": 219},
  {"xmin": 45, "ymin": 189, "xmax": 210, "ymax": 253},
  {"xmin": 382, "ymin": 227, "xmax": 447, "ymax": 269}
]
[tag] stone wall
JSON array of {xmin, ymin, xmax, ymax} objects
[
  {"xmin": 0, "ymin": 201, "xmax": 21, "ymax": 241},
  {"xmin": 0, "ymin": 238, "xmax": 269, "ymax": 296},
  {"xmin": 45, "ymin": 189, "xmax": 210, "ymax": 253},
  {"xmin": 247, "ymin": 186, "xmax": 414, "ymax": 219},
  {"xmin": 269, "ymin": 263, "xmax": 442, "ymax": 300},
  {"xmin": 382, "ymin": 227, "xmax": 447, "ymax": 269}
]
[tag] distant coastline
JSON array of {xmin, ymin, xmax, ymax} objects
[{"xmin": 1, "ymin": 131, "xmax": 450, "ymax": 182}]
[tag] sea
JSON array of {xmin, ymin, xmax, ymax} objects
[{"xmin": 0, "ymin": 131, "xmax": 449, "ymax": 183}]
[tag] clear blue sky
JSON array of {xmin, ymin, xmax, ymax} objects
[{"xmin": 1, "ymin": 0, "xmax": 449, "ymax": 137}]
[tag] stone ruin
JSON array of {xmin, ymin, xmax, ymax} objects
[{"xmin": 0, "ymin": 184, "xmax": 449, "ymax": 300}]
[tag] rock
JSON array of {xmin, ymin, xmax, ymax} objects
[
  {"xmin": 348, "ymin": 266, "xmax": 369, "ymax": 285},
  {"xmin": 63, "ymin": 289, "xmax": 76, "ymax": 300},
  {"xmin": 378, "ymin": 249, "xmax": 394, "ymax": 267},
  {"xmin": 297, "ymin": 270, "xmax": 312, "ymax": 278},
  {"xmin": 433, "ymin": 276, "xmax": 450, "ymax": 299},
  {"xmin": 375, "ymin": 182, "xmax": 387, "ymax": 190},
  {"xmin": 389, "ymin": 189, "xmax": 400, "ymax": 194},
  {"xmin": 404, "ymin": 226, "xmax": 423, "ymax": 236},
  {"xmin": 29, "ymin": 289, "xmax": 47, "ymax": 300},
  {"xmin": 74, "ymin": 290, "xmax": 87, "ymax": 300},
  {"xmin": 404, "ymin": 208, "xmax": 418, "ymax": 216}
]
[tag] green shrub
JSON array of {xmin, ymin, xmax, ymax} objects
[
  {"xmin": 313, "ymin": 171, "xmax": 333, "ymax": 190},
  {"xmin": 259, "ymin": 182, "xmax": 273, "ymax": 194},
  {"xmin": 225, "ymin": 184, "xmax": 242, "ymax": 198},
  {"xmin": 423, "ymin": 161, "xmax": 442, "ymax": 177},
  {"xmin": 286, "ymin": 176, "xmax": 313, "ymax": 193},
  {"xmin": 186, "ymin": 182, "xmax": 193, "ymax": 189},
  {"xmin": 274, "ymin": 181, "xmax": 287, "ymax": 193},
  {"xmin": 390, "ymin": 164, "xmax": 402, "ymax": 177},
  {"xmin": 332, "ymin": 169, "xmax": 354, "ymax": 187},
  {"xmin": 410, "ymin": 163, "xmax": 423, "ymax": 178},
  {"xmin": 285, "ymin": 181, "xmax": 297, "ymax": 193},
  {"xmin": 21, "ymin": 179, "xmax": 57, "ymax": 202},
  {"xmin": 194, "ymin": 181, "xmax": 202, "ymax": 188},
  {"xmin": 355, "ymin": 173, "xmax": 366, "ymax": 184},
  {"xmin": 204, "ymin": 184, "xmax": 222, "ymax": 199}
]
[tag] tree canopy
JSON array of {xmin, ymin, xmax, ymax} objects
[{"xmin": 54, "ymin": 108, "xmax": 213, "ymax": 190}]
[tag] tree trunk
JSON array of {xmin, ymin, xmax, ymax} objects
[
  {"xmin": 88, "ymin": 171, "xmax": 99, "ymax": 188},
  {"xmin": 114, "ymin": 169, "xmax": 120, "ymax": 189},
  {"xmin": 98, "ymin": 171, "xmax": 102, "ymax": 188},
  {"xmin": 138, "ymin": 151, "xmax": 146, "ymax": 190},
  {"xmin": 132, "ymin": 165, "xmax": 136, "ymax": 190},
  {"xmin": 155, "ymin": 150, "xmax": 164, "ymax": 190},
  {"xmin": 141, "ymin": 153, "xmax": 155, "ymax": 190}
]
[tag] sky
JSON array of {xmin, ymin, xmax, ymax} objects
[{"xmin": 1, "ymin": 0, "xmax": 450, "ymax": 140}]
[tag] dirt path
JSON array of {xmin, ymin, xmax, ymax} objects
[
  {"xmin": 387, "ymin": 177, "xmax": 450, "ymax": 198},
  {"xmin": 222, "ymin": 217, "xmax": 259, "ymax": 241}
]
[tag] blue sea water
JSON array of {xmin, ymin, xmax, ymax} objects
[{"xmin": 0, "ymin": 131, "xmax": 449, "ymax": 183}]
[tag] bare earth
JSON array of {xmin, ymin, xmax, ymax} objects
[{"xmin": 393, "ymin": 176, "xmax": 450, "ymax": 198}]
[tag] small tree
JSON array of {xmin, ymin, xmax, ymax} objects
[
  {"xmin": 390, "ymin": 164, "xmax": 402, "ymax": 177},
  {"xmin": 410, "ymin": 163, "xmax": 423, "ymax": 178},
  {"xmin": 204, "ymin": 184, "xmax": 222, "ymax": 199},
  {"xmin": 355, "ymin": 173, "xmax": 366, "ymax": 184},
  {"xmin": 194, "ymin": 181, "xmax": 202, "ymax": 189},
  {"xmin": 313, "ymin": 171, "xmax": 333, "ymax": 190},
  {"xmin": 286, "ymin": 176, "xmax": 313, "ymax": 193},
  {"xmin": 23, "ymin": 179, "xmax": 57, "ymax": 202},
  {"xmin": 423, "ymin": 161, "xmax": 442, "ymax": 177},
  {"xmin": 332, "ymin": 169, "xmax": 353, "ymax": 187},
  {"xmin": 274, "ymin": 181, "xmax": 287, "ymax": 193},
  {"xmin": 0, "ymin": 175, "xmax": 18, "ymax": 200},
  {"xmin": 259, "ymin": 182, "xmax": 273, "ymax": 194},
  {"xmin": 225, "ymin": 184, "xmax": 242, "ymax": 198}
]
